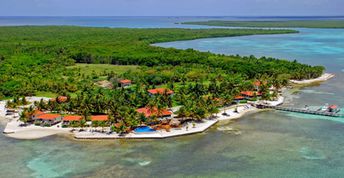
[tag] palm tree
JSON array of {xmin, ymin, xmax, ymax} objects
[
  {"xmin": 259, "ymin": 81, "xmax": 271, "ymax": 100},
  {"xmin": 220, "ymin": 94, "xmax": 231, "ymax": 115},
  {"xmin": 124, "ymin": 111, "xmax": 140, "ymax": 129},
  {"xmin": 208, "ymin": 105, "xmax": 219, "ymax": 119},
  {"xmin": 99, "ymin": 121, "xmax": 107, "ymax": 133},
  {"xmin": 19, "ymin": 106, "xmax": 34, "ymax": 124},
  {"xmin": 176, "ymin": 106, "xmax": 187, "ymax": 121},
  {"xmin": 19, "ymin": 109, "xmax": 29, "ymax": 124},
  {"xmin": 21, "ymin": 96, "xmax": 28, "ymax": 105},
  {"xmin": 79, "ymin": 118, "xmax": 87, "ymax": 131},
  {"xmin": 37, "ymin": 99, "xmax": 46, "ymax": 111},
  {"xmin": 147, "ymin": 96, "xmax": 157, "ymax": 113}
]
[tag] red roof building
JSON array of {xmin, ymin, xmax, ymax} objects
[
  {"xmin": 63, "ymin": 115, "xmax": 82, "ymax": 122},
  {"xmin": 31, "ymin": 110, "xmax": 45, "ymax": 120},
  {"xmin": 253, "ymin": 80, "xmax": 268, "ymax": 86},
  {"xmin": 91, "ymin": 115, "xmax": 109, "ymax": 122},
  {"xmin": 254, "ymin": 81, "xmax": 262, "ymax": 87},
  {"xmin": 240, "ymin": 91, "xmax": 262, "ymax": 97},
  {"xmin": 114, "ymin": 123, "xmax": 122, "ymax": 128},
  {"xmin": 234, "ymin": 96, "xmax": 245, "ymax": 100},
  {"xmin": 148, "ymin": 88, "xmax": 174, "ymax": 95},
  {"xmin": 58, "ymin": 96, "xmax": 68, "ymax": 103},
  {"xmin": 119, "ymin": 79, "xmax": 132, "ymax": 84},
  {"xmin": 119, "ymin": 79, "xmax": 132, "ymax": 87},
  {"xmin": 32, "ymin": 110, "xmax": 44, "ymax": 116},
  {"xmin": 253, "ymin": 80, "xmax": 268, "ymax": 91},
  {"xmin": 136, "ymin": 107, "xmax": 172, "ymax": 118},
  {"xmin": 50, "ymin": 96, "xmax": 68, "ymax": 103},
  {"xmin": 36, "ymin": 113, "xmax": 62, "ymax": 120}
]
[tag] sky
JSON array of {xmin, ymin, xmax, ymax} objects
[{"xmin": 0, "ymin": 0, "xmax": 343, "ymax": 16}]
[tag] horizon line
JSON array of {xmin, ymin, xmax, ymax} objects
[{"xmin": 1, "ymin": 15, "xmax": 344, "ymax": 18}]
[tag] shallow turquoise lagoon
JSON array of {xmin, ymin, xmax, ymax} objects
[{"xmin": 156, "ymin": 28, "xmax": 344, "ymax": 72}]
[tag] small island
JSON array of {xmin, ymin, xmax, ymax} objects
[
  {"xmin": 181, "ymin": 20, "xmax": 344, "ymax": 29},
  {"xmin": 0, "ymin": 26, "xmax": 326, "ymax": 140}
]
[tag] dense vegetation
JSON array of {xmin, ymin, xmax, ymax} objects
[
  {"xmin": 21, "ymin": 69, "xmax": 279, "ymax": 132},
  {"xmin": 181, "ymin": 20, "xmax": 344, "ymax": 28},
  {"xmin": 68, "ymin": 64, "xmax": 138, "ymax": 76},
  {"xmin": 0, "ymin": 26, "xmax": 324, "ymax": 98}
]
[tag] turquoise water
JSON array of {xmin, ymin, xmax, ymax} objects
[
  {"xmin": 156, "ymin": 28, "xmax": 344, "ymax": 71},
  {"xmin": 1, "ymin": 17, "xmax": 344, "ymax": 177},
  {"xmin": 3, "ymin": 16, "xmax": 343, "ymax": 28},
  {"xmin": 0, "ymin": 16, "xmax": 212, "ymax": 28}
]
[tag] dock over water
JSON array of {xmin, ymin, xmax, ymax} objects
[{"xmin": 258, "ymin": 105, "xmax": 344, "ymax": 118}]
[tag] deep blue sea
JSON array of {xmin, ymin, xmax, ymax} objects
[
  {"xmin": 1, "ymin": 16, "xmax": 344, "ymax": 178},
  {"xmin": 1, "ymin": 16, "xmax": 344, "ymax": 28}
]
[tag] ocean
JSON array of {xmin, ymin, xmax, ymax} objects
[{"xmin": 0, "ymin": 16, "xmax": 344, "ymax": 178}]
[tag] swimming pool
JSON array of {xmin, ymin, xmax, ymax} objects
[{"xmin": 134, "ymin": 126, "xmax": 156, "ymax": 133}]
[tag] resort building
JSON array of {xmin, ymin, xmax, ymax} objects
[
  {"xmin": 90, "ymin": 115, "xmax": 109, "ymax": 126},
  {"xmin": 253, "ymin": 81, "xmax": 262, "ymax": 91},
  {"xmin": 50, "ymin": 96, "xmax": 68, "ymax": 103},
  {"xmin": 31, "ymin": 110, "xmax": 45, "ymax": 120},
  {"xmin": 57, "ymin": 96, "xmax": 68, "ymax": 103},
  {"xmin": 62, "ymin": 115, "xmax": 82, "ymax": 127},
  {"xmin": 148, "ymin": 88, "xmax": 174, "ymax": 95},
  {"xmin": 240, "ymin": 91, "xmax": 262, "ymax": 98},
  {"xmin": 234, "ymin": 95, "xmax": 246, "ymax": 103},
  {"xmin": 136, "ymin": 107, "xmax": 172, "ymax": 120},
  {"xmin": 254, "ymin": 80, "xmax": 275, "ymax": 91},
  {"xmin": 34, "ymin": 113, "xmax": 62, "ymax": 126},
  {"xmin": 119, "ymin": 79, "xmax": 132, "ymax": 88}
]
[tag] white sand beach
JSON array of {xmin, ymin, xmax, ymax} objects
[
  {"xmin": 217, "ymin": 104, "xmax": 258, "ymax": 121},
  {"xmin": 74, "ymin": 119, "xmax": 218, "ymax": 139},
  {"xmin": 290, "ymin": 73, "xmax": 334, "ymax": 84},
  {"xmin": 0, "ymin": 97, "xmax": 72, "ymax": 139},
  {"xmin": 1, "ymin": 96, "xmax": 284, "ymax": 140},
  {"xmin": 5, "ymin": 129, "xmax": 69, "ymax": 140},
  {"xmin": 1, "ymin": 96, "xmax": 257, "ymax": 139},
  {"xmin": 0, "ymin": 100, "xmax": 7, "ymax": 118},
  {"xmin": 3, "ymin": 119, "xmax": 71, "ymax": 139},
  {"xmin": 2, "ymin": 104, "xmax": 255, "ymax": 140}
]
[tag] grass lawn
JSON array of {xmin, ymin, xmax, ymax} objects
[
  {"xmin": 35, "ymin": 91, "xmax": 81, "ymax": 99},
  {"xmin": 68, "ymin": 64, "xmax": 138, "ymax": 76},
  {"xmin": 35, "ymin": 91, "xmax": 58, "ymax": 98}
]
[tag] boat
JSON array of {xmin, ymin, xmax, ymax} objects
[
  {"xmin": 328, "ymin": 105, "xmax": 340, "ymax": 113},
  {"xmin": 317, "ymin": 104, "xmax": 340, "ymax": 113},
  {"xmin": 318, "ymin": 103, "xmax": 329, "ymax": 112}
]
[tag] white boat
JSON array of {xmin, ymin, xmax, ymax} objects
[{"xmin": 318, "ymin": 103, "xmax": 329, "ymax": 112}]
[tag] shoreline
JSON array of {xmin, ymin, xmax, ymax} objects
[
  {"xmin": 290, "ymin": 73, "xmax": 334, "ymax": 84},
  {"xmin": 2, "ymin": 117, "xmax": 72, "ymax": 139},
  {"xmin": 1, "ymin": 101, "xmax": 277, "ymax": 140},
  {"xmin": 1, "ymin": 103, "xmax": 260, "ymax": 140},
  {"xmin": 0, "ymin": 72, "xmax": 332, "ymax": 140}
]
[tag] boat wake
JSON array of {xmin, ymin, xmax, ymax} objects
[
  {"xmin": 299, "ymin": 147, "xmax": 326, "ymax": 160},
  {"xmin": 123, "ymin": 158, "xmax": 152, "ymax": 166},
  {"xmin": 301, "ymin": 90, "xmax": 334, "ymax": 95},
  {"xmin": 217, "ymin": 126, "xmax": 242, "ymax": 135}
]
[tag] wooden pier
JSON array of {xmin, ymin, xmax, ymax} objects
[{"xmin": 258, "ymin": 105, "xmax": 344, "ymax": 118}]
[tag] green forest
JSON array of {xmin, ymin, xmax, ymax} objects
[
  {"xmin": 181, "ymin": 20, "xmax": 344, "ymax": 28},
  {"xmin": 0, "ymin": 26, "xmax": 324, "ymax": 99}
]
